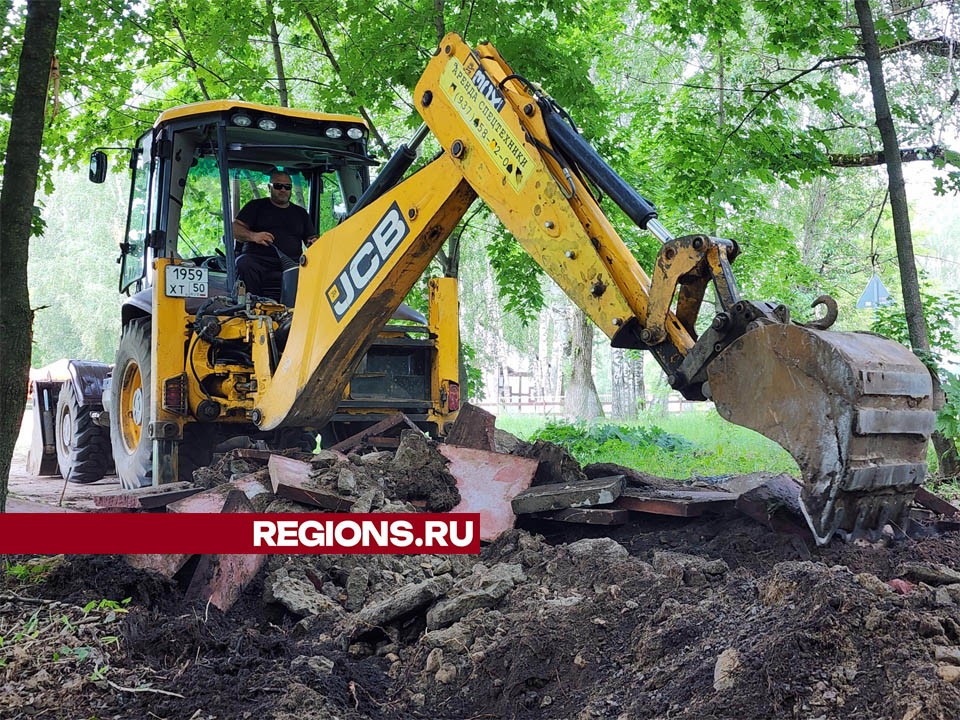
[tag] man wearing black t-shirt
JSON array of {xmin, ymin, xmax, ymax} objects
[{"xmin": 233, "ymin": 171, "xmax": 318, "ymax": 300}]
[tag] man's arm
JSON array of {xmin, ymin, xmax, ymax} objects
[
  {"xmin": 233, "ymin": 218, "xmax": 274, "ymax": 246},
  {"xmin": 302, "ymin": 209, "xmax": 319, "ymax": 247}
]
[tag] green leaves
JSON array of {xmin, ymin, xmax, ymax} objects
[{"xmin": 486, "ymin": 226, "xmax": 545, "ymax": 326}]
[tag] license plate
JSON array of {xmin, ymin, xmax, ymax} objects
[{"xmin": 164, "ymin": 265, "xmax": 208, "ymax": 298}]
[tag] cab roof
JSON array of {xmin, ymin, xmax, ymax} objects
[{"xmin": 156, "ymin": 100, "xmax": 367, "ymax": 128}]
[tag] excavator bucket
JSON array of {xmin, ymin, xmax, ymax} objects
[{"xmin": 707, "ymin": 324, "xmax": 935, "ymax": 545}]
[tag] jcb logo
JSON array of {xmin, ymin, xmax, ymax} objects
[
  {"xmin": 327, "ymin": 202, "xmax": 409, "ymax": 321},
  {"xmin": 472, "ymin": 68, "xmax": 505, "ymax": 112}
]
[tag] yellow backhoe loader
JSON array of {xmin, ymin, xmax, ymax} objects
[{"xmin": 36, "ymin": 34, "xmax": 934, "ymax": 544}]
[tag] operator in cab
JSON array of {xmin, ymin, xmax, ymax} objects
[{"xmin": 233, "ymin": 171, "xmax": 319, "ymax": 300}]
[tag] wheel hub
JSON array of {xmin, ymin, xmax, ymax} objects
[
  {"xmin": 120, "ymin": 363, "xmax": 144, "ymax": 454},
  {"xmin": 131, "ymin": 387, "xmax": 143, "ymax": 426}
]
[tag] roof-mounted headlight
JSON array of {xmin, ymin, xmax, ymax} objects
[
  {"xmin": 231, "ymin": 113, "xmax": 252, "ymax": 127},
  {"xmin": 257, "ymin": 117, "xmax": 278, "ymax": 131},
  {"xmin": 347, "ymin": 127, "xmax": 365, "ymax": 140},
  {"xmin": 325, "ymin": 127, "xmax": 343, "ymax": 139}
]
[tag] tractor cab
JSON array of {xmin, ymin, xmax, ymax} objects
[{"xmin": 92, "ymin": 101, "xmax": 375, "ymax": 312}]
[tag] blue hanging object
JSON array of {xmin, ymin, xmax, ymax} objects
[{"xmin": 856, "ymin": 273, "xmax": 893, "ymax": 309}]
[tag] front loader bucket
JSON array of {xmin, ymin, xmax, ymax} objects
[{"xmin": 708, "ymin": 324, "xmax": 935, "ymax": 544}]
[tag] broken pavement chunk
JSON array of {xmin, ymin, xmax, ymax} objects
[
  {"xmin": 184, "ymin": 489, "xmax": 266, "ymax": 611},
  {"xmin": 124, "ymin": 553, "xmax": 192, "ymax": 577},
  {"xmin": 444, "ymin": 403, "xmax": 497, "ymax": 452},
  {"xmin": 350, "ymin": 574, "xmax": 454, "ymax": 641},
  {"xmin": 269, "ymin": 454, "xmax": 355, "ymax": 511},
  {"xmin": 729, "ymin": 474, "xmax": 811, "ymax": 538},
  {"xmin": 534, "ymin": 507, "xmax": 629, "ymax": 525},
  {"xmin": 511, "ymin": 475, "xmax": 624, "ymax": 515},
  {"xmin": 616, "ymin": 487, "xmax": 735, "ymax": 517},
  {"xmin": 439, "ymin": 445, "xmax": 538, "ymax": 541},
  {"xmin": 94, "ymin": 481, "xmax": 202, "ymax": 510},
  {"xmin": 914, "ymin": 487, "xmax": 960, "ymax": 518}
]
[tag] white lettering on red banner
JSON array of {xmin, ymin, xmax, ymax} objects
[
  {"xmin": 0, "ymin": 513, "xmax": 481, "ymax": 555},
  {"xmin": 251, "ymin": 518, "xmax": 475, "ymax": 550}
]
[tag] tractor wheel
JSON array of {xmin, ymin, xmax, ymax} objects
[
  {"xmin": 55, "ymin": 381, "xmax": 111, "ymax": 484},
  {"xmin": 110, "ymin": 318, "xmax": 153, "ymax": 489},
  {"xmin": 110, "ymin": 318, "xmax": 222, "ymax": 488}
]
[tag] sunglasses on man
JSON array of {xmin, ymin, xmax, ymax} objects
[{"xmin": 270, "ymin": 182, "xmax": 293, "ymax": 190}]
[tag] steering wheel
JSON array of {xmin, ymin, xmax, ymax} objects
[{"xmin": 200, "ymin": 253, "xmax": 228, "ymax": 272}]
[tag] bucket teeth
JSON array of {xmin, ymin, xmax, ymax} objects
[{"xmin": 708, "ymin": 323, "xmax": 933, "ymax": 545}]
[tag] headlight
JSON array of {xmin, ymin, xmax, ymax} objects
[
  {"xmin": 231, "ymin": 113, "xmax": 252, "ymax": 127},
  {"xmin": 325, "ymin": 127, "xmax": 343, "ymax": 139},
  {"xmin": 347, "ymin": 127, "xmax": 365, "ymax": 140},
  {"xmin": 257, "ymin": 117, "xmax": 278, "ymax": 131}
]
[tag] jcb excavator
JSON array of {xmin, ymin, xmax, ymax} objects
[{"xmin": 40, "ymin": 33, "xmax": 934, "ymax": 544}]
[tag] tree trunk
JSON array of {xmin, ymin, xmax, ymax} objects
[
  {"xmin": 268, "ymin": 16, "xmax": 289, "ymax": 107},
  {"xmin": 0, "ymin": 0, "xmax": 61, "ymax": 512},
  {"xmin": 303, "ymin": 11, "xmax": 390, "ymax": 155},
  {"xmin": 564, "ymin": 306, "xmax": 603, "ymax": 421},
  {"xmin": 611, "ymin": 348, "xmax": 644, "ymax": 420},
  {"xmin": 855, "ymin": 0, "xmax": 959, "ymax": 477}
]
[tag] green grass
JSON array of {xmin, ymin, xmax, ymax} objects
[{"xmin": 497, "ymin": 409, "xmax": 799, "ymax": 479}]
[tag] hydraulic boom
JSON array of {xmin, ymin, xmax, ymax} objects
[{"xmin": 255, "ymin": 33, "xmax": 932, "ymax": 543}]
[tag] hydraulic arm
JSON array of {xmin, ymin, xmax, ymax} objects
[{"xmin": 253, "ymin": 33, "xmax": 933, "ymax": 544}]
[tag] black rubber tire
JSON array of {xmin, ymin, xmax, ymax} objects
[
  {"xmin": 55, "ymin": 382, "xmax": 111, "ymax": 484},
  {"xmin": 110, "ymin": 318, "xmax": 154, "ymax": 489},
  {"xmin": 110, "ymin": 318, "xmax": 223, "ymax": 487}
]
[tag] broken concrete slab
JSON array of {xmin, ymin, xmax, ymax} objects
[
  {"xmin": 534, "ymin": 507, "xmax": 629, "ymax": 525},
  {"xmin": 94, "ymin": 481, "xmax": 202, "ymax": 510},
  {"xmin": 351, "ymin": 574, "xmax": 454, "ymax": 639},
  {"xmin": 129, "ymin": 484, "xmax": 255, "ymax": 580},
  {"xmin": 616, "ymin": 487, "xmax": 735, "ymax": 517},
  {"xmin": 517, "ymin": 440, "xmax": 588, "ymax": 486},
  {"xmin": 263, "ymin": 566, "xmax": 346, "ymax": 620},
  {"xmin": 444, "ymin": 403, "xmax": 497, "ymax": 452},
  {"xmin": 583, "ymin": 462, "xmax": 681, "ymax": 490},
  {"xmin": 898, "ymin": 562, "xmax": 960, "ymax": 586},
  {"xmin": 730, "ymin": 474, "xmax": 810, "ymax": 538},
  {"xmin": 167, "ymin": 482, "xmax": 247, "ymax": 514},
  {"xmin": 438, "ymin": 446, "xmax": 538, "ymax": 541},
  {"xmin": 184, "ymin": 489, "xmax": 266, "ymax": 611},
  {"xmin": 124, "ymin": 552, "xmax": 192, "ymax": 578},
  {"xmin": 915, "ymin": 487, "xmax": 960, "ymax": 518},
  {"xmin": 269, "ymin": 455, "xmax": 355, "ymax": 511},
  {"xmin": 511, "ymin": 475, "xmax": 624, "ymax": 515},
  {"xmin": 230, "ymin": 470, "xmax": 272, "ymax": 503}
]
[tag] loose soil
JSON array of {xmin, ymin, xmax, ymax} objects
[{"xmin": 5, "ymin": 415, "xmax": 960, "ymax": 719}]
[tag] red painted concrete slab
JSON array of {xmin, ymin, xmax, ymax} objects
[
  {"xmin": 183, "ymin": 489, "xmax": 266, "ymax": 611},
  {"xmin": 269, "ymin": 455, "xmax": 354, "ymax": 511},
  {"xmin": 438, "ymin": 446, "xmax": 538, "ymax": 541},
  {"xmin": 167, "ymin": 483, "xmax": 239, "ymax": 514},
  {"xmin": 94, "ymin": 481, "xmax": 201, "ymax": 510}
]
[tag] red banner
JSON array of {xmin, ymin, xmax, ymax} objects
[{"xmin": 0, "ymin": 513, "xmax": 481, "ymax": 554}]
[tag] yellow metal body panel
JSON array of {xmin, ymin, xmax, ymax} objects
[
  {"xmin": 152, "ymin": 258, "xmax": 191, "ymax": 432},
  {"xmin": 427, "ymin": 277, "xmax": 460, "ymax": 433},
  {"xmin": 414, "ymin": 35, "xmax": 694, "ymax": 354},
  {"xmin": 254, "ymin": 155, "xmax": 476, "ymax": 430},
  {"xmin": 156, "ymin": 100, "xmax": 365, "ymax": 128}
]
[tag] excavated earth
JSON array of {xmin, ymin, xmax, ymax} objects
[{"xmin": 4, "ymin": 433, "xmax": 960, "ymax": 719}]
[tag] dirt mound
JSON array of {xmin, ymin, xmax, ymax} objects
[{"xmin": 5, "ymin": 516, "xmax": 960, "ymax": 719}]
